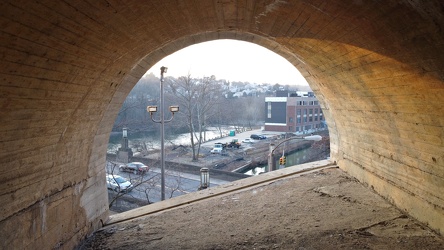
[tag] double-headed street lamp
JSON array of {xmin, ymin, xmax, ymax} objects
[
  {"xmin": 268, "ymin": 135, "xmax": 322, "ymax": 172},
  {"xmin": 147, "ymin": 66, "xmax": 179, "ymax": 201}
]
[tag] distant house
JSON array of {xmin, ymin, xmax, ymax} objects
[{"xmin": 264, "ymin": 91, "xmax": 327, "ymax": 133}]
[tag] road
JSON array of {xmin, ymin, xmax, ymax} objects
[
  {"xmin": 106, "ymin": 162, "xmax": 230, "ymax": 203},
  {"xmin": 106, "ymin": 129, "xmax": 280, "ymax": 205}
]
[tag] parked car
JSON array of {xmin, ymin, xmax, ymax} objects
[
  {"xmin": 250, "ymin": 134, "xmax": 260, "ymax": 140},
  {"xmin": 106, "ymin": 174, "xmax": 133, "ymax": 192},
  {"xmin": 250, "ymin": 134, "xmax": 266, "ymax": 140},
  {"xmin": 119, "ymin": 162, "xmax": 149, "ymax": 175},
  {"xmin": 242, "ymin": 138, "xmax": 254, "ymax": 143},
  {"xmin": 214, "ymin": 162, "xmax": 226, "ymax": 169}
]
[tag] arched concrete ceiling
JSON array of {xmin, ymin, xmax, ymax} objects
[{"xmin": 0, "ymin": 0, "xmax": 443, "ymax": 248}]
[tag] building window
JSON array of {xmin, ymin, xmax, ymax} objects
[
  {"xmin": 304, "ymin": 117, "xmax": 307, "ymax": 122},
  {"xmin": 315, "ymin": 116, "xmax": 318, "ymax": 121},
  {"xmin": 309, "ymin": 109, "xmax": 313, "ymax": 114},
  {"xmin": 309, "ymin": 117, "xmax": 313, "ymax": 122},
  {"xmin": 297, "ymin": 117, "xmax": 301, "ymax": 124},
  {"xmin": 289, "ymin": 117, "xmax": 293, "ymax": 123},
  {"xmin": 297, "ymin": 109, "xmax": 301, "ymax": 116},
  {"xmin": 289, "ymin": 126, "xmax": 293, "ymax": 131},
  {"xmin": 267, "ymin": 102, "xmax": 271, "ymax": 118},
  {"xmin": 304, "ymin": 109, "xmax": 307, "ymax": 115},
  {"xmin": 315, "ymin": 108, "xmax": 318, "ymax": 114}
]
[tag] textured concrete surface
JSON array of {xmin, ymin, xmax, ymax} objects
[
  {"xmin": 0, "ymin": 1, "xmax": 443, "ymax": 249},
  {"xmin": 80, "ymin": 166, "xmax": 444, "ymax": 250}
]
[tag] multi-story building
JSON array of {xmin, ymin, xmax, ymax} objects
[{"xmin": 264, "ymin": 91, "xmax": 327, "ymax": 134}]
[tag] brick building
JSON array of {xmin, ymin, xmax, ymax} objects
[{"xmin": 264, "ymin": 91, "xmax": 326, "ymax": 133}]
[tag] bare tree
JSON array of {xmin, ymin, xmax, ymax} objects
[
  {"xmin": 240, "ymin": 96, "xmax": 265, "ymax": 129},
  {"xmin": 164, "ymin": 165, "xmax": 186, "ymax": 199},
  {"xmin": 167, "ymin": 74, "xmax": 223, "ymax": 161},
  {"xmin": 167, "ymin": 74, "xmax": 198, "ymax": 160},
  {"xmin": 106, "ymin": 161, "xmax": 159, "ymax": 208},
  {"xmin": 106, "ymin": 160, "xmax": 188, "ymax": 207},
  {"xmin": 194, "ymin": 75, "xmax": 223, "ymax": 158},
  {"xmin": 134, "ymin": 172, "xmax": 161, "ymax": 204},
  {"xmin": 112, "ymin": 73, "xmax": 160, "ymax": 132}
]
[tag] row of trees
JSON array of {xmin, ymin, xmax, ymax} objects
[{"xmin": 113, "ymin": 73, "xmax": 267, "ymax": 160}]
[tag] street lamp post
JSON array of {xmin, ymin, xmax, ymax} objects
[
  {"xmin": 147, "ymin": 66, "xmax": 179, "ymax": 201},
  {"xmin": 268, "ymin": 135, "xmax": 322, "ymax": 172}
]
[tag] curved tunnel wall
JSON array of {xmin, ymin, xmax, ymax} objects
[{"xmin": 0, "ymin": 1, "xmax": 443, "ymax": 248}]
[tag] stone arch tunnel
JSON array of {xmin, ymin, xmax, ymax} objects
[{"xmin": 0, "ymin": 0, "xmax": 443, "ymax": 248}]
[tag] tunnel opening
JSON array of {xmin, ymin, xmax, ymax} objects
[{"xmin": 104, "ymin": 39, "xmax": 330, "ymax": 213}]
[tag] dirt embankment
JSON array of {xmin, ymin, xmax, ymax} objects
[{"xmin": 79, "ymin": 168, "xmax": 444, "ymax": 250}]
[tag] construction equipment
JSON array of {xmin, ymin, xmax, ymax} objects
[{"xmin": 226, "ymin": 138, "xmax": 241, "ymax": 148}]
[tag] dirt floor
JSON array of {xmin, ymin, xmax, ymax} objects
[{"xmin": 79, "ymin": 167, "xmax": 444, "ymax": 249}]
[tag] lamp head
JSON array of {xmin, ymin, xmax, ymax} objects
[
  {"xmin": 147, "ymin": 106, "xmax": 158, "ymax": 113},
  {"xmin": 169, "ymin": 106, "xmax": 179, "ymax": 113}
]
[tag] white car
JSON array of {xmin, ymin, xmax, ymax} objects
[
  {"xmin": 106, "ymin": 174, "xmax": 133, "ymax": 192},
  {"xmin": 242, "ymin": 138, "xmax": 254, "ymax": 143}
]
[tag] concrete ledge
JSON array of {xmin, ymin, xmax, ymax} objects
[{"xmin": 105, "ymin": 159, "xmax": 335, "ymax": 226}]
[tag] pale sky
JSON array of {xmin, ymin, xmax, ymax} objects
[{"xmin": 145, "ymin": 40, "xmax": 308, "ymax": 86}]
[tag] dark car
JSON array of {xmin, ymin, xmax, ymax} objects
[
  {"xmin": 119, "ymin": 162, "xmax": 149, "ymax": 175},
  {"xmin": 250, "ymin": 134, "xmax": 266, "ymax": 140},
  {"xmin": 250, "ymin": 134, "xmax": 261, "ymax": 140}
]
